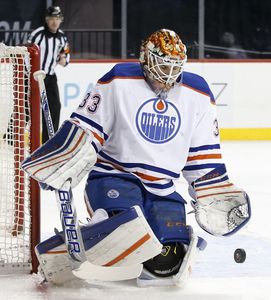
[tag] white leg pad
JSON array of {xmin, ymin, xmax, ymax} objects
[
  {"xmin": 137, "ymin": 231, "xmax": 206, "ymax": 287},
  {"xmin": 36, "ymin": 206, "xmax": 162, "ymax": 284}
]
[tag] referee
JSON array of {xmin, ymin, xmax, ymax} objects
[{"xmin": 28, "ymin": 6, "xmax": 70, "ymax": 143}]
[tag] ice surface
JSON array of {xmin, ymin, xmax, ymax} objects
[{"xmin": 1, "ymin": 141, "xmax": 270, "ymax": 300}]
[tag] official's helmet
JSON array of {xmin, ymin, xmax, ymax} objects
[
  {"xmin": 140, "ymin": 29, "xmax": 187, "ymax": 85},
  {"xmin": 46, "ymin": 6, "xmax": 64, "ymax": 20}
]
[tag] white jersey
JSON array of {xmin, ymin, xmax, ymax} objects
[{"xmin": 71, "ymin": 62, "xmax": 224, "ymax": 196}]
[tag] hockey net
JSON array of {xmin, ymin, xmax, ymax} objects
[{"xmin": 0, "ymin": 43, "xmax": 40, "ymax": 273}]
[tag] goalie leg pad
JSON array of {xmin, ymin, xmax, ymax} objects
[
  {"xmin": 36, "ymin": 205, "xmax": 162, "ymax": 284},
  {"xmin": 141, "ymin": 222, "xmax": 190, "ymax": 281},
  {"xmin": 137, "ymin": 227, "xmax": 207, "ymax": 287}
]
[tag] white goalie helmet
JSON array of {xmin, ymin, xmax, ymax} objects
[{"xmin": 140, "ymin": 29, "xmax": 187, "ymax": 85}]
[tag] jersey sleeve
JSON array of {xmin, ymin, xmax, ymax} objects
[
  {"xmin": 70, "ymin": 82, "xmax": 115, "ymax": 153},
  {"xmin": 182, "ymin": 85, "xmax": 225, "ymax": 185}
]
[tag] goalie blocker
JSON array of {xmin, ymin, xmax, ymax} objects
[{"xmin": 21, "ymin": 119, "xmax": 97, "ymax": 190}]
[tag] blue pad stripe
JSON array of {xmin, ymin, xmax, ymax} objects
[
  {"xmin": 22, "ymin": 120, "xmax": 78, "ymax": 168},
  {"xmin": 36, "ymin": 206, "xmax": 139, "ymax": 255}
]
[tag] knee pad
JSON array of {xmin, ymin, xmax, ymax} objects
[
  {"xmin": 143, "ymin": 242, "xmax": 186, "ymax": 277},
  {"xmin": 144, "ymin": 192, "xmax": 188, "ymax": 244},
  {"xmin": 143, "ymin": 193, "xmax": 190, "ymax": 278},
  {"xmin": 85, "ymin": 175, "xmax": 144, "ymax": 214}
]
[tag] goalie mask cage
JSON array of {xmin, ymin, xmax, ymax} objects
[{"xmin": 0, "ymin": 43, "xmax": 40, "ymax": 274}]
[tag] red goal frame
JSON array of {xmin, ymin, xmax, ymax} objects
[
  {"xmin": 3, "ymin": 43, "xmax": 42, "ymax": 273},
  {"xmin": 26, "ymin": 43, "xmax": 41, "ymax": 273}
]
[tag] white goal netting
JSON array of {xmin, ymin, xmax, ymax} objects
[{"xmin": 0, "ymin": 43, "xmax": 36, "ymax": 273}]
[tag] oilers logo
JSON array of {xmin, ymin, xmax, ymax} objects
[{"xmin": 136, "ymin": 98, "xmax": 181, "ymax": 144}]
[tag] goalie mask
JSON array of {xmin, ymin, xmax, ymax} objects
[{"xmin": 140, "ymin": 29, "xmax": 187, "ymax": 86}]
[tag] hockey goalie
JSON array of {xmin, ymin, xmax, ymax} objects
[{"xmin": 22, "ymin": 29, "xmax": 251, "ymax": 287}]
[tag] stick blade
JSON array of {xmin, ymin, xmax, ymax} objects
[{"xmin": 72, "ymin": 262, "xmax": 143, "ymax": 281}]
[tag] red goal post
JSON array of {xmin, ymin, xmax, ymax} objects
[{"xmin": 0, "ymin": 43, "xmax": 40, "ymax": 273}]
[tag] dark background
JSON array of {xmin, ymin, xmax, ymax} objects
[{"xmin": 1, "ymin": 0, "xmax": 270, "ymax": 59}]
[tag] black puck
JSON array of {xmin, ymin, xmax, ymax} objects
[{"xmin": 234, "ymin": 248, "xmax": 246, "ymax": 263}]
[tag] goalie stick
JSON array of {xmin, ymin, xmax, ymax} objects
[{"xmin": 33, "ymin": 70, "xmax": 143, "ymax": 281}]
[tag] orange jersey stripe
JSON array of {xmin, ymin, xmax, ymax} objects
[
  {"xmin": 97, "ymin": 158, "xmax": 123, "ymax": 172},
  {"xmin": 197, "ymin": 190, "xmax": 243, "ymax": 199},
  {"xmin": 187, "ymin": 154, "xmax": 222, "ymax": 162},
  {"xmin": 97, "ymin": 159, "xmax": 163, "ymax": 181},
  {"xmin": 103, "ymin": 233, "xmax": 151, "ymax": 266},
  {"xmin": 91, "ymin": 130, "xmax": 104, "ymax": 145},
  {"xmin": 182, "ymin": 83, "xmax": 215, "ymax": 104},
  {"xmin": 195, "ymin": 183, "xmax": 233, "ymax": 192},
  {"xmin": 134, "ymin": 171, "xmax": 162, "ymax": 181}
]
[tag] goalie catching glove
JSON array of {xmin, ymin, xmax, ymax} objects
[
  {"xmin": 191, "ymin": 165, "xmax": 251, "ymax": 236},
  {"xmin": 21, "ymin": 120, "xmax": 97, "ymax": 190}
]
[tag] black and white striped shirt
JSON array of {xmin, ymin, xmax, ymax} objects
[{"xmin": 27, "ymin": 25, "xmax": 70, "ymax": 75}]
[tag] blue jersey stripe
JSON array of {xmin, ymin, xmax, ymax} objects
[
  {"xmin": 189, "ymin": 144, "xmax": 221, "ymax": 152},
  {"xmin": 99, "ymin": 151, "xmax": 180, "ymax": 178},
  {"xmin": 71, "ymin": 112, "xmax": 109, "ymax": 140},
  {"xmin": 91, "ymin": 142, "xmax": 98, "ymax": 153},
  {"xmin": 194, "ymin": 175, "xmax": 229, "ymax": 187},
  {"xmin": 143, "ymin": 180, "xmax": 174, "ymax": 189},
  {"xmin": 95, "ymin": 162, "xmax": 115, "ymax": 171},
  {"xmin": 183, "ymin": 163, "xmax": 223, "ymax": 171},
  {"xmin": 91, "ymin": 167, "xmax": 173, "ymax": 190}
]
